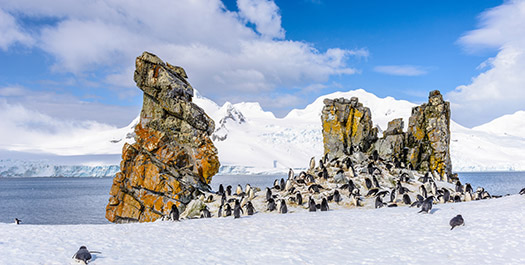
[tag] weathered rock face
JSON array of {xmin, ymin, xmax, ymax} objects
[
  {"xmin": 321, "ymin": 90, "xmax": 452, "ymax": 179},
  {"xmin": 374, "ymin": 118, "xmax": 405, "ymax": 161},
  {"xmin": 406, "ymin": 90, "xmax": 451, "ymax": 178},
  {"xmin": 322, "ymin": 97, "xmax": 378, "ymax": 159},
  {"xmin": 106, "ymin": 52, "xmax": 220, "ymax": 223}
]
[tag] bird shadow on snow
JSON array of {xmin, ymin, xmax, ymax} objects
[{"xmin": 429, "ymin": 208, "xmax": 440, "ymax": 214}]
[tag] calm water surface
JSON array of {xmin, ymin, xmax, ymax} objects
[{"xmin": 1, "ymin": 172, "xmax": 524, "ymax": 225}]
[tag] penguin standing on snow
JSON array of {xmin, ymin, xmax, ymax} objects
[
  {"xmin": 279, "ymin": 199, "xmax": 288, "ymax": 214},
  {"xmin": 308, "ymin": 197, "xmax": 317, "ymax": 212},
  {"xmin": 169, "ymin": 205, "xmax": 179, "ymax": 221}
]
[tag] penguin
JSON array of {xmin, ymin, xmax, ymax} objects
[
  {"xmin": 217, "ymin": 184, "xmax": 225, "ymax": 196},
  {"xmin": 347, "ymin": 179, "xmax": 356, "ymax": 194},
  {"xmin": 205, "ymin": 195, "xmax": 214, "ymax": 203},
  {"xmin": 72, "ymin": 246, "xmax": 92, "ymax": 265},
  {"xmin": 365, "ymin": 178, "xmax": 373, "ymax": 190},
  {"xmin": 321, "ymin": 167, "xmax": 329, "ymax": 180},
  {"xmin": 296, "ymin": 192, "xmax": 303, "ymax": 205},
  {"xmin": 453, "ymin": 195, "xmax": 461, "ymax": 203},
  {"xmin": 449, "ymin": 214, "xmax": 464, "ymax": 230},
  {"xmin": 245, "ymin": 184, "xmax": 252, "ymax": 195},
  {"xmin": 372, "ymin": 175, "xmax": 380, "ymax": 188},
  {"xmin": 308, "ymin": 184, "xmax": 321, "ymax": 193},
  {"xmin": 419, "ymin": 185, "xmax": 427, "ymax": 199},
  {"xmin": 266, "ymin": 187, "xmax": 272, "ymax": 201},
  {"xmin": 520, "ymin": 188, "xmax": 525, "ymax": 195},
  {"xmin": 285, "ymin": 179, "xmax": 293, "ymax": 192},
  {"xmin": 14, "ymin": 218, "xmax": 21, "ymax": 225},
  {"xmin": 240, "ymin": 195, "xmax": 249, "ymax": 208},
  {"xmin": 248, "ymin": 188, "xmax": 255, "ymax": 200},
  {"xmin": 245, "ymin": 201, "xmax": 255, "ymax": 215},
  {"xmin": 399, "ymin": 172, "xmax": 410, "ymax": 182},
  {"xmin": 375, "ymin": 196, "xmax": 385, "ymax": 208},
  {"xmin": 221, "ymin": 192, "xmax": 227, "ymax": 206},
  {"xmin": 234, "ymin": 200, "xmax": 243, "ymax": 218},
  {"xmin": 305, "ymin": 174, "xmax": 316, "ymax": 184},
  {"xmin": 366, "ymin": 188, "xmax": 379, "ymax": 197},
  {"xmin": 308, "ymin": 197, "xmax": 317, "ymax": 212},
  {"xmin": 200, "ymin": 207, "xmax": 211, "ymax": 218},
  {"xmin": 387, "ymin": 203, "xmax": 398, "ymax": 207},
  {"xmin": 279, "ymin": 199, "xmax": 288, "ymax": 214},
  {"xmin": 402, "ymin": 194, "xmax": 411, "ymax": 205},
  {"xmin": 224, "ymin": 203, "xmax": 232, "ymax": 217},
  {"xmin": 390, "ymin": 188, "xmax": 396, "ymax": 203},
  {"xmin": 367, "ymin": 162, "xmax": 375, "ymax": 175},
  {"xmin": 288, "ymin": 168, "xmax": 295, "ymax": 180},
  {"xmin": 376, "ymin": 190, "xmax": 389, "ymax": 198},
  {"xmin": 418, "ymin": 196, "xmax": 434, "ymax": 214},
  {"xmin": 226, "ymin": 185, "xmax": 232, "ymax": 196},
  {"xmin": 333, "ymin": 190, "xmax": 342, "ymax": 203},
  {"xmin": 169, "ymin": 204, "xmax": 179, "ymax": 221},
  {"xmin": 372, "ymin": 150, "xmax": 379, "ymax": 161},
  {"xmin": 236, "ymin": 184, "xmax": 243, "ymax": 196},
  {"xmin": 430, "ymin": 181, "xmax": 438, "ymax": 195},
  {"xmin": 442, "ymin": 188, "xmax": 451, "ymax": 202},
  {"xmin": 455, "ymin": 181, "xmax": 463, "ymax": 193},
  {"xmin": 218, "ymin": 204, "xmax": 223, "ymax": 217},
  {"xmin": 309, "ymin": 157, "xmax": 316, "ymax": 170},
  {"xmin": 350, "ymin": 193, "xmax": 362, "ymax": 207},
  {"xmin": 320, "ymin": 198, "xmax": 329, "ymax": 211},
  {"xmin": 273, "ymin": 179, "xmax": 281, "ymax": 190},
  {"xmin": 465, "ymin": 183, "xmax": 473, "ymax": 194},
  {"xmin": 280, "ymin": 178, "xmax": 286, "ymax": 190},
  {"xmin": 267, "ymin": 198, "xmax": 277, "ymax": 212}
]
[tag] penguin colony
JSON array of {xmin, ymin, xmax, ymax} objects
[{"xmin": 168, "ymin": 151, "xmax": 499, "ymax": 220}]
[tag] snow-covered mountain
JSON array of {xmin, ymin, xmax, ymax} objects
[
  {"xmin": 194, "ymin": 89, "xmax": 525, "ymax": 173},
  {"xmin": 1, "ymin": 89, "xmax": 524, "ymax": 177}
]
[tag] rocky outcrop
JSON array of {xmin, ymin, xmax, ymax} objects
[
  {"xmin": 321, "ymin": 90, "xmax": 452, "ymax": 179},
  {"xmin": 405, "ymin": 90, "xmax": 451, "ymax": 178},
  {"xmin": 321, "ymin": 97, "xmax": 378, "ymax": 159},
  {"xmin": 106, "ymin": 52, "xmax": 220, "ymax": 223}
]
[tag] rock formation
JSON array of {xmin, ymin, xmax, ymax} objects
[
  {"xmin": 321, "ymin": 97, "xmax": 378, "ymax": 158},
  {"xmin": 321, "ymin": 90, "xmax": 452, "ymax": 179},
  {"xmin": 106, "ymin": 52, "xmax": 220, "ymax": 223},
  {"xmin": 405, "ymin": 90, "xmax": 451, "ymax": 178}
]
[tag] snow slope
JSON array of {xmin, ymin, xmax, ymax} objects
[{"xmin": 1, "ymin": 195, "xmax": 524, "ymax": 264}]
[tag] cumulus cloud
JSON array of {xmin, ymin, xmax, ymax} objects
[
  {"xmin": 448, "ymin": 0, "xmax": 525, "ymax": 127},
  {"xmin": 0, "ymin": 9, "xmax": 33, "ymax": 50},
  {"xmin": 237, "ymin": 0, "xmax": 285, "ymax": 39},
  {"xmin": 373, "ymin": 65, "xmax": 428, "ymax": 76},
  {"xmin": 0, "ymin": 0, "xmax": 364, "ymax": 111}
]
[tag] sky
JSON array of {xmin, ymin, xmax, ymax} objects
[{"xmin": 0, "ymin": 0, "xmax": 524, "ymax": 133}]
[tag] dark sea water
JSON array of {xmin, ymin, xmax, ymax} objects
[{"xmin": 1, "ymin": 172, "xmax": 524, "ymax": 225}]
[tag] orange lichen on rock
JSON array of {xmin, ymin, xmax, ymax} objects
[{"xmin": 106, "ymin": 52, "xmax": 219, "ymax": 223}]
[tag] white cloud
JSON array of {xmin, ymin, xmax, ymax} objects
[
  {"xmin": 448, "ymin": 0, "xmax": 525, "ymax": 127},
  {"xmin": 0, "ymin": 86, "xmax": 140, "ymax": 127},
  {"xmin": 0, "ymin": 9, "xmax": 33, "ymax": 50},
  {"xmin": 373, "ymin": 65, "xmax": 428, "ymax": 76},
  {"xmin": 237, "ymin": 0, "xmax": 285, "ymax": 39},
  {"xmin": 0, "ymin": 0, "xmax": 364, "ymax": 111}
]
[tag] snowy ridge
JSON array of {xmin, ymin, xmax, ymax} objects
[{"xmin": 1, "ymin": 89, "xmax": 524, "ymax": 176}]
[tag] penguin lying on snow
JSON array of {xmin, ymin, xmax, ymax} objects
[
  {"xmin": 520, "ymin": 188, "xmax": 525, "ymax": 195},
  {"xmin": 72, "ymin": 246, "xmax": 101, "ymax": 265},
  {"xmin": 449, "ymin": 214, "xmax": 464, "ymax": 230}
]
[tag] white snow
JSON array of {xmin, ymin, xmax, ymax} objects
[{"xmin": 1, "ymin": 195, "xmax": 524, "ymax": 264}]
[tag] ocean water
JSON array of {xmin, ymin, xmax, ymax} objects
[{"xmin": 0, "ymin": 172, "xmax": 524, "ymax": 225}]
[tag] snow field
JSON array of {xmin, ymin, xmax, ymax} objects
[{"xmin": 1, "ymin": 195, "xmax": 524, "ymax": 264}]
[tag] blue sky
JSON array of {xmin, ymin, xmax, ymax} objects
[{"xmin": 1, "ymin": 0, "xmax": 524, "ymax": 129}]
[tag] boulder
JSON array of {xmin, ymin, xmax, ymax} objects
[{"xmin": 106, "ymin": 52, "xmax": 220, "ymax": 223}]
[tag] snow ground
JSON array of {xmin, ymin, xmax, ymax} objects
[{"xmin": 1, "ymin": 195, "xmax": 524, "ymax": 265}]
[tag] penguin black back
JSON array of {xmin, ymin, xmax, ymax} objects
[
  {"xmin": 218, "ymin": 184, "xmax": 225, "ymax": 195},
  {"xmin": 267, "ymin": 198, "xmax": 276, "ymax": 212},
  {"xmin": 170, "ymin": 204, "xmax": 179, "ymax": 221},
  {"xmin": 246, "ymin": 201, "xmax": 255, "ymax": 215},
  {"xmin": 365, "ymin": 178, "xmax": 373, "ymax": 190},
  {"xmin": 279, "ymin": 199, "xmax": 288, "ymax": 214},
  {"xmin": 320, "ymin": 198, "xmax": 329, "ymax": 211},
  {"xmin": 73, "ymin": 246, "xmax": 92, "ymax": 264},
  {"xmin": 449, "ymin": 214, "xmax": 464, "ymax": 230},
  {"xmin": 308, "ymin": 197, "xmax": 317, "ymax": 212},
  {"xmin": 296, "ymin": 192, "xmax": 303, "ymax": 205},
  {"xmin": 333, "ymin": 190, "xmax": 341, "ymax": 203}
]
